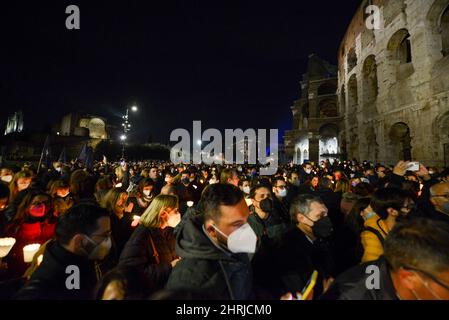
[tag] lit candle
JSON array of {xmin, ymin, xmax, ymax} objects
[
  {"xmin": 23, "ymin": 244, "xmax": 41, "ymax": 263},
  {"xmin": 245, "ymin": 198, "xmax": 253, "ymax": 207},
  {"xmin": 0, "ymin": 237, "xmax": 16, "ymax": 258},
  {"xmin": 187, "ymin": 201, "xmax": 194, "ymax": 207}
]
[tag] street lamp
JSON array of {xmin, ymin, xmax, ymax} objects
[{"xmin": 121, "ymin": 105, "xmax": 138, "ymax": 158}]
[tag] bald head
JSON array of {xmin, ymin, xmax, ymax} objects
[{"xmin": 430, "ymin": 182, "xmax": 449, "ymax": 214}]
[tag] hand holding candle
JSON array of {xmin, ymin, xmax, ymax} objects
[
  {"xmin": 23, "ymin": 244, "xmax": 41, "ymax": 263},
  {"xmin": 0, "ymin": 237, "xmax": 16, "ymax": 258}
]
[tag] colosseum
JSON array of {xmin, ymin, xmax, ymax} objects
[
  {"xmin": 340, "ymin": 0, "xmax": 449, "ymax": 167},
  {"xmin": 286, "ymin": 0, "xmax": 449, "ymax": 168}
]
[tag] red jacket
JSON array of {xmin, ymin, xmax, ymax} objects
[{"xmin": 3, "ymin": 220, "xmax": 56, "ymax": 280}]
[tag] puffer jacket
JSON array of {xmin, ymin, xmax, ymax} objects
[
  {"xmin": 166, "ymin": 214, "xmax": 253, "ymax": 300},
  {"xmin": 361, "ymin": 215, "xmax": 389, "ymax": 263}
]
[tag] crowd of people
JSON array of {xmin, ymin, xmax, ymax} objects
[{"xmin": 0, "ymin": 157, "xmax": 449, "ymax": 300}]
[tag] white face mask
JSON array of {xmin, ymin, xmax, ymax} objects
[
  {"xmin": 84, "ymin": 236, "xmax": 112, "ymax": 261},
  {"xmin": 1, "ymin": 175, "xmax": 13, "ymax": 183},
  {"xmin": 305, "ymin": 169, "xmax": 312, "ymax": 174},
  {"xmin": 167, "ymin": 211, "xmax": 181, "ymax": 228},
  {"xmin": 55, "ymin": 167, "xmax": 62, "ymax": 173},
  {"xmin": 277, "ymin": 188, "xmax": 287, "ymax": 198},
  {"xmin": 143, "ymin": 190, "xmax": 151, "ymax": 197},
  {"xmin": 242, "ymin": 186, "xmax": 251, "ymax": 194},
  {"xmin": 212, "ymin": 223, "xmax": 257, "ymax": 254},
  {"xmin": 209, "ymin": 179, "xmax": 217, "ymax": 184}
]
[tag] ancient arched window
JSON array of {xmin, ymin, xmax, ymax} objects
[
  {"xmin": 441, "ymin": 5, "xmax": 449, "ymax": 56},
  {"xmin": 348, "ymin": 75, "xmax": 358, "ymax": 112},
  {"xmin": 347, "ymin": 47, "xmax": 357, "ymax": 72},
  {"xmin": 388, "ymin": 29, "xmax": 412, "ymax": 64},
  {"xmin": 340, "ymin": 85, "xmax": 346, "ymax": 115},
  {"xmin": 318, "ymin": 99, "xmax": 338, "ymax": 118},
  {"xmin": 317, "ymin": 82, "xmax": 337, "ymax": 96},
  {"xmin": 389, "ymin": 122, "xmax": 412, "ymax": 161},
  {"xmin": 362, "ymin": 55, "xmax": 378, "ymax": 104}
]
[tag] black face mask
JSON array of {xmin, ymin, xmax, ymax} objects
[
  {"xmin": 181, "ymin": 178, "xmax": 190, "ymax": 185},
  {"xmin": 307, "ymin": 216, "xmax": 333, "ymax": 239},
  {"xmin": 259, "ymin": 198, "xmax": 273, "ymax": 213}
]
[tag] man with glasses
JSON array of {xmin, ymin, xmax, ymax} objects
[
  {"xmin": 321, "ymin": 218, "xmax": 449, "ymax": 300},
  {"xmin": 16, "ymin": 203, "xmax": 112, "ymax": 300},
  {"xmin": 429, "ymin": 182, "xmax": 449, "ymax": 224}
]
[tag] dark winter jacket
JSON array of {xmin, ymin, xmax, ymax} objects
[
  {"xmin": 320, "ymin": 256, "xmax": 398, "ymax": 300},
  {"xmin": 166, "ymin": 214, "xmax": 253, "ymax": 300},
  {"xmin": 119, "ymin": 225, "xmax": 177, "ymax": 290},
  {"xmin": 15, "ymin": 240, "xmax": 100, "ymax": 300},
  {"xmin": 258, "ymin": 226, "xmax": 335, "ymax": 298}
]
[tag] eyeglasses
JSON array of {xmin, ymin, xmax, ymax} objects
[
  {"xmin": 31, "ymin": 200, "xmax": 50, "ymax": 206},
  {"xmin": 403, "ymin": 266, "xmax": 449, "ymax": 293}
]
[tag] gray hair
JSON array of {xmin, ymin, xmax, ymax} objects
[{"xmin": 290, "ymin": 194, "xmax": 324, "ymax": 223}]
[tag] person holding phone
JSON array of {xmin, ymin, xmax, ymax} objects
[{"xmin": 262, "ymin": 194, "xmax": 335, "ymax": 299}]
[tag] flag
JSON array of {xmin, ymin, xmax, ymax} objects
[
  {"xmin": 85, "ymin": 147, "xmax": 94, "ymax": 170},
  {"xmin": 38, "ymin": 135, "xmax": 53, "ymax": 173},
  {"xmin": 78, "ymin": 142, "xmax": 88, "ymax": 163},
  {"xmin": 58, "ymin": 147, "xmax": 67, "ymax": 164}
]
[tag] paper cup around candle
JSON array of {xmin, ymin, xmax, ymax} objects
[
  {"xmin": 245, "ymin": 198, "xmax": 253, "ymax": 207},
  {"xmin": 187, "ymin": 201, "xmax": 194, "ymax": 207},
  {"xmin": 23, "ymin": 244, "xmax": 41, "ymax": 263},
  {"xmin": 0, "ymin": 237, "xmax": 16, "ymax": 258},
  {"xmin": 133, "ymin": 215, "xmax": 141, "ymax": 221}
]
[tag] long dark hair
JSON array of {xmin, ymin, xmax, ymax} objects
[{"xmin": 12, "ymin": 188, "xmax": 52, "ymax": 224}]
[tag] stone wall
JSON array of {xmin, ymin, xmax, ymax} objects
[{"xmin": 338, "ymin": 0, "xmax": 449, "ymax": 167}]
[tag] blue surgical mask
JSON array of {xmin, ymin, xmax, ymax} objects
[
  {"xmin": 442, "ymin": 201, "xmax": 449, "ymax": 215},
  {"xmin": 363, "ymin": 211, "xmax": 376, "ymax": 221}
]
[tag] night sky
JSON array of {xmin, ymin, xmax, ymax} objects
[{"xmin": 0, "ymin": 1, "xmax": 361, "ymax": 145}]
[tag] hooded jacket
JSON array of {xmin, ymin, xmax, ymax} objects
[{"xmin": 166, "ymin": 214, "xmax": 253, "ymax": 300}]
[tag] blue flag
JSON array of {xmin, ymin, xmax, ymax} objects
[
  {"xmin": 58, "ymin": 147, "xmax": 67, "ymax": 164},
  {"xmin": 38, "ymin": 135, "xmax": 53, "ymax": 173}
]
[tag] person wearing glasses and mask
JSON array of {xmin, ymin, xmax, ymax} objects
[
  {"xmin": 321, "ymin": 218, "xmax": 449, "ymax": 300},
  {"xmin": 266, "ymin": 194, "xmax": 335, "ymax": 299},
  {"xmin": 15, "ymin": 204, "xmax": 112, "ymax": 300},
  {"xmin": 429, "ymin": 182, "xmax": 449, "ymax": 224}
]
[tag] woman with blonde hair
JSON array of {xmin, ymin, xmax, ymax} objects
[{"xmin": 119, "ymin": 194, "xmax": 181, "ymax": 292}]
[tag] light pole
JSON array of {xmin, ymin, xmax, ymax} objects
[{"xmin": 121, "ymin": 105, "xmax": 138, "ymax": 158}]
